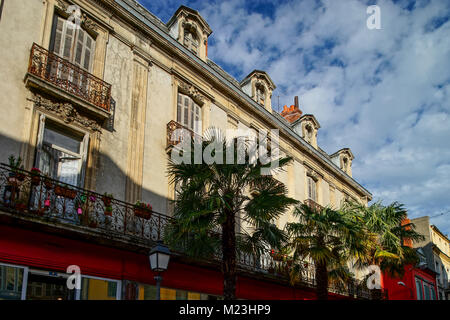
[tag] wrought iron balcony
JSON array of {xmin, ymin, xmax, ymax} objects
[
  {"xmin": 304, "ymin": 198, "xmax": 323, "ymax": 211},
  {"xmin": 27, "ymin": 43, "xmax": 111, "ymax": 113},
  {"xmin": 0, "ymin": 164, "xmax": 169, "ymax": 244},
  {"xmin": 166, "ymin": 120, "xmax": 202, "ymax": 149}
]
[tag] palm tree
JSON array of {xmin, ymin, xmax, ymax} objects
[
  {"xmin": 286, "ymin": 203, "xmax": 370, "ymax": 300},
  {"xmin": 342, "ymin": 201, "xmax": 425, "ymax": 278},
  {"xmin": 165, "ymin": 128, "xmax": 298, "ymax": 300}
]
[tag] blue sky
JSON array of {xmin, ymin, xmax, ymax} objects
[{"xmin": 139, "ymin": 0, "xmax": 450, "ymax": 235}]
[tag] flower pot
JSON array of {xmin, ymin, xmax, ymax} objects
[
  {"xmin": 54, "ymin": 186, "xmax": 77, "ymax": 200},
  {"xmin": 44, "ymin": 179, "xmax": 54, "ymax": 190},
  {"xmin": 31, "ymin": 176, "xmax": 41, "ymax": 186},
  {"xmin": 134, "ymin": 208, "xmax": 152, "ymax": 220},
  {"xmin": 102, "ymin": 196, "xmax": 112, "ymax": 207},
  {"xmin": 104, "ymin": 207, "xmax": 113, "ymax": 216}
]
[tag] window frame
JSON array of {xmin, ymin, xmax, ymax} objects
[
  {"xmin": 176, "ymin": 92, "xmax": 202, "ymax": 135},
  {"xmin": 35, "ymin": 114, "xmax": 90, "ymax": 188},
  {"xmin": 307, "ymin": 175, "xmax": 318, "ymax": 202},
  {"xmin": 50, "ymin": 13, "xmax": 96, "ymax": 72},
  {"xmin": 0, "ymin": 263, "xmax": 29, "ymax": 301}
]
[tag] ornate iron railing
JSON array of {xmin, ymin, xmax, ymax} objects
[
  {"xmin": 0, "ymin": 164, "xmax": 169, "ymax": 242},
  {"xmin": 27, "ymin": 43, "xmax": 111, "ymax": 112},
  {"xmin": 166, "ymin": 120, "xmax": 202, "ymax": 149},
  {"xmin": 0, "ymin": 164, "xmax": 384, "ymax": 299}
]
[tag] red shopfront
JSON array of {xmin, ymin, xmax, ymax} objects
[
  {"xmin": 0, "ymin": 224, "xmax": 338, "ymax": 300},
  {"xmin": 382, "ymin": 265, "xmax": 438, "ymax": 300}
]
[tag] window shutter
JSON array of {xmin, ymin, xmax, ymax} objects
[
  {"xmin": 190, "ymin": 100, "xmax": 195, "ymax": 131},
  {"xmin": 83, "ymin": 34, "xmax": 94, "ymax": 71},
  {"xmin": 52, "ymin": 16, "xmax": 65, "ymax": 56},
  {"xmin": 183, "ymin": 97, "xmax": 189, "ymax": 126},
  {"xmin": 62, "ymin": 22, "xmax": 74, "ymax": 59},
  {"xmin": 177, "ymin": 94, "xmax": 182, "ymax": 123},
  {"xmin": 194, "ymin": 104, "xmax": 200, "ymax": 134},
  {"xmin": 74, "ymin": 29, "xmax": 84, "ymax": 66}
]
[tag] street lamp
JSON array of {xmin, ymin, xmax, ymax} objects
[
  {"xmin": 397, "ymin": 281, "xmax": 414, "ymax": 299},
  {"xmin": 149, "ymin": 240, "xmax": 171, "ymax": 300}
]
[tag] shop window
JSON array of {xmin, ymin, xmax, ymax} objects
[
  {"xmin": 26, "ymin": 272, "xmax": 75, "ymax": 300},
  {"xmin": 177, "ymin": 92, "xmax": 202, "ymax": 134},
  {"xmin": 130, "ymin": 282, "xmax": 221, "ymax": 300},
  {"xmin": 35, "ymin": 117, "xmax": 89, "ymax": 188},
  {"xmin": 415, "ymin": 278, "xmax": 423, "ymax": 300},
  {"xmin": 0, "ymin": 264, "xmax": 26, "ymax": 300},
  {"xmin": 80, "ymin": 277, "xmax": 119, "ymax": 300}
]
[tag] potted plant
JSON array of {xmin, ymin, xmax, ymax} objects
[
  {"xmin": 54, "ymin": 184, "xmax": 77, "ymax": 200},
  {"xmin": 102, "ymin": 193, "xmax": 113, "ymax": 207},
  {"xmin": 43, "ymin": 175, "xmax": 54, "ymax": 189},
  {"xmin": 134, "ymin": 200, "xmax": 152, "ymax": 220},
  {"xmin": 30, "ymin": 167, "xmax": 41, "ymax": 186},
  {"xmin": 7, "ymin": 155, "xmax": 25, "ymax": 184},
  {"xmin": 104, "ymin": 205, "xmax": 113, "ymax": 216}
]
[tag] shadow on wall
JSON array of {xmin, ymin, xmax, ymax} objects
[
  {"xmin": 0, "ymin": 132, "xmax": 170, "ymax": 215},
  {"xmin": 0, "ymin": 0, "xmax": 4, "ymax": 22}
]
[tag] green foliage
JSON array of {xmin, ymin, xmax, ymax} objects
[
  {"xmin": 164, "ymin": 128, "xmax": 298, "ymax": 298},
  {"xmin": 341, "ymin": 200, "xmax": 425, "ymax": 278}
]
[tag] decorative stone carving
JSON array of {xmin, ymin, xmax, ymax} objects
[
  {"xmin": 179, "ymin": 80, "xmax": 205, "ymax": 104},
  {"xmin": 31, "ymin": 94, "xmax": 102, "ymax": 132},
  {"xmin": 55, "ymin": 0, "xmax": 100, "ymax": 33}
]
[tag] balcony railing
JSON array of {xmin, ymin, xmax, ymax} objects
[
  {"xmin": 0, "ymin": 164, "xmax": 383, "ymax": 299},
  {"xmin": 166, "ymin": 120, "xmax": 202, "ymax": 149},
  {"xmin": 304, "ymin": 198, "xmax": 323, "ymax": 211},
  {"xmin": 0, "ymin": 164, "xmax": 169, "ymax": 243},
  {"xmin": 27, "ymin": 43, "xmax": 111, "ymax": 112}
]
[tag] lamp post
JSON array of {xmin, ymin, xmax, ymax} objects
[
  {"xmin": 149, "ymin": 240, "xmax": 171, "ymax": 300},
  {"xmin": 397, "ymin": 281, "xmax": 414, "ymax": 300}
]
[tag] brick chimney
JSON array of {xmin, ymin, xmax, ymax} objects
[{"xmin": 280, "ymin": 96, "xmax": 302, "ymax": 123}]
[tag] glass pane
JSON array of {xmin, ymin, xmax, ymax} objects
[
  {"xmin": 176, "ymin": 289, "xmax": 188, "ymax": 300},
  {"xmin": 43, "ymin": 124, "xmax": 82, "ymax": 154},
  {"xmin": 80, "ymin": 278, "xmax": 118, "ymax": 300},
  {"xmin": 415, "ymin": 279, "xmax": 422, "ymax": 300},
  {"xmin": 160, "ymin": 287, "xmax": 176, "ymax": 300},
  {"xmin": 26, "ymin": 273, "xmax": 75, "ymax": 300},
  {"xmin": 0, "ymin": 265, "xmax": 24, "ymax": 300}
]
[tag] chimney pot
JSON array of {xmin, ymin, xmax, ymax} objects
[{"xmin": 294, "ymin": 96, "xmax": 299, "ymax": 108}]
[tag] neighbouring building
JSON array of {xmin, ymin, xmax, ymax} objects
[
  {"xmin": 411, "ymin": 216, "xmax": 450, "ymax": 300},
  {"xmin": 0, "ymin": 0, "xmax": 373, "ymax": 300},
  {"xmin": 382, "ymin": 219, "xmax": 438, "ymax": 300}
]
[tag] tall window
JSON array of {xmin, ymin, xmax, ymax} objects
[
  {"xmin": 415, "ymin": 278, "xmax": 423, "ymax": 300},
  {"xmin": 51, "ymin": 15, "xmax": 95, "ymax": 71},
  {"xmin": 184, "ymin": 30, "xmax": 199, "ymax": 55},
  {"xmin": 255, "ymin": 85, "xmax": 265, "ymax": 105},
  {"xmin": 177, "ymin": 93, "xmax": 201, "ymax": 134},
  {"xmin": 307, "ymin": 176, "xmax": 317, "ymax": 202},
  {"xmin": 35, "ymin": 118, "xmax": 88, "ymax": 187}
]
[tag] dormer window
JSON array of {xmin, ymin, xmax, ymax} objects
[
  {"xmin": 255, "ymin": 84, "xmax": 265, "ymax": 106},
  {"xmin": 304, "ymin": 124, "xmax": 313, "ymax": 143},
  {"xmin": 183, "ymin": 29, "xmax": 199, "ymax": 55},
  {"xmin": 342, "ymin": 157, "xmax": 348, "ymax": 172}
]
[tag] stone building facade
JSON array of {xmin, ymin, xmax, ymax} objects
[{"xmin": 0, "ymin": 0, "xmax": 372, "ymax": 300}]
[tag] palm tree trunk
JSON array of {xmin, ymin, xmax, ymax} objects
[
  {"xmin": 222, "ymin": 207, "xmax": 236, "ymax": 300},
  {"xmin": 315, "ymin": 261, "xmax": 329, "ymax": 300}
]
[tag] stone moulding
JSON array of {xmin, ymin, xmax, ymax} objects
[{"xmin": 30, "ymin": 94, "xmax": 102, "ymax": 132}]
